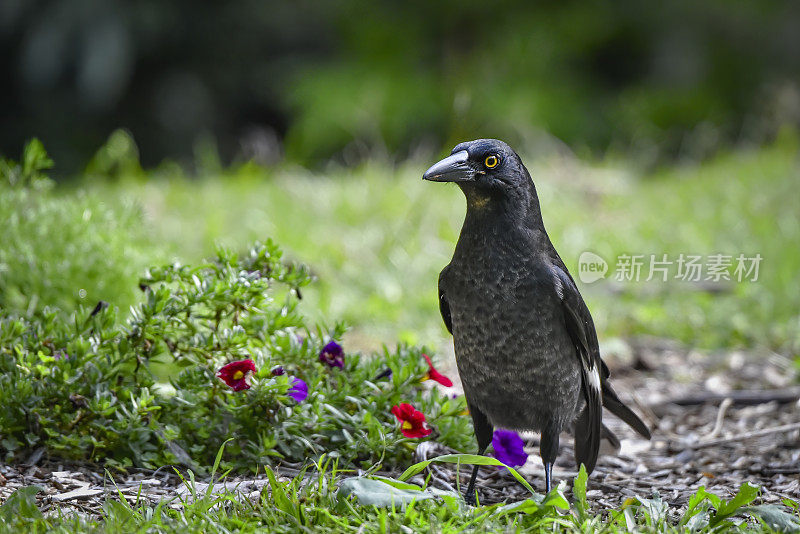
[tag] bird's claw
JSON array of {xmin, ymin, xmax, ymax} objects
[{"xmin": 463, "ymin": 491, "xmax": 477, "ymax": 506}]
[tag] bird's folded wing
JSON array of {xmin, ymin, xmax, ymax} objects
[
  {"xmin": 550, "ymin": 263, "xmax": 602, "ymax": 473},
  {"xmin": 551, "ymin": 263, "xmax": 651, "ymax": 441},
  {"xmin": 438, "ymin": 265, "xmax": 453, "ymax": 335}
]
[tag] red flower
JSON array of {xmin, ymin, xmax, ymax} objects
[
  {"xmin": 423, "ymin": 354, "xmax": 453, "ymax": 387},
  {"xmin": 391, "ymin": 403, "xmax": 432, "ymax": 438},
  {"xmin": 217, "ymin": 359, "xmax": 257, "ymax": 391}
]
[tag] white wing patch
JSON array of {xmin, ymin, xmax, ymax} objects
[{"xmin": 586, "ymin": 364, "xmax": 601, "ymax": 393}]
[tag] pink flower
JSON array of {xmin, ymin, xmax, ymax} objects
[{"xmin": 217, "ymin": 359, "xmax": 256, "ymax": 391}]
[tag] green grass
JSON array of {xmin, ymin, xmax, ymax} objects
[
  {"xmin": 78, "ymin": 131, "xmax": 800, "ymax": 355},
  {"xmin": 0, "ymin": 140, "xmax": 152, "ymax": 316},
  {"xmin": 2, "ymin": 458, "xmax": 797, "ymax": 532}
]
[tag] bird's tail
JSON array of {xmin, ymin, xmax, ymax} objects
[
  {"xmin": 573, "ymin": 401, "xmax": 600, "ymax": 474},
  {"xmin": 602, "ymin": 381, "xmax": 651, "ymax": 439}
]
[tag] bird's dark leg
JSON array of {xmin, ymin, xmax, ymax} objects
[
  {"xmin": 464, "ymin": 404, "xmax": 493, "ymax": 505},
  {"xmin": 543, "ymin": 461, "xmax": 553, "ymax": 494},
  {"xmin": 540, "ymin": 424, "xmax": 560, "ymax": 494}
]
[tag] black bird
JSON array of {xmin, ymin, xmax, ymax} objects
[{"xmin": 423, "ymin": 139, "xmax": 651, "ymax": 503}]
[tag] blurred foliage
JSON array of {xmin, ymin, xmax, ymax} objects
[
  {"xmin": 2, "ymin": 136, "xmax": 798, "ymax": 358},
  {"xmin": 585, "ymin": 129, "xmax": 800, "ymax": 353},
  {"xmin": 1, "ymin": 0, "xmax": 799, "ymax": 170},
  {"xmin": 0, "ymin": 141, "xmax": 471, "ymax": 471},
  {"xmin": 0, "ymin": 138, "xmax": 153, "ymax": 316},
  {"xmin": 78, "ymin": 130, "xmax": 799, "ymax": 355}
]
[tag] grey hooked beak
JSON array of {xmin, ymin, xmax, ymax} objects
[{"xmin": 422, "ymin": 150, "xmax": 474, "ymax": 183}]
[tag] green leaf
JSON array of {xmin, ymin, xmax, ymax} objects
[
  {"xmin": 540, "ymin": 485, "xmax": 571, "ymax": 511},
  {"xmin": 210, "ymin": 438, "xmax": 232, "ymax": 479},
  {"xmin": 573, "ymin": 464, "xmax": 589, "ymax": 522},
  {"xmin": 742, "ymin": 505, "xmax": 800, "ymax": 533},
  {"xmin": 22, "ymin": 138, "xmax": 53, "ymax": 176},
  {"xmin": 634, "ymin": 493, "xmax": 669, "ymax": 525},
  {"xmin": 369, "ymin": 475, "xmax": 427, "ymax": 491},
  {"xmin": 680, "ymin": 486, "xmax": 713, "ymax": 526},
  {"xmin": 398, "ymin": 453, "xmax": 536, "ymax": 497},
  {"xmin": 205, "ymin": 438, "xmax": 233, "ymax": 499},
  {"xmin": 496, "ymin": 499, "xmax": 544, "ymax": 516},
  {"xmin": 0, "ymin": 486, "xmax": 43, "ymax": 521},
  {"xmin": 698, "ymin": 486, "xmax": 722, "ymax": 510},
  {"xmin": 496, "ymin": 484, "xmax": 570, "ymax": 516},
  {"xmin": 337, "ymin": 477, "xmax": 456, "ymax": 507},
  {"xmin": 265, "ymin": 466, "xmax": 296, "ymax": 517},
  {"xmin": 709, "ymin": 482, "xmax": 760, "ymax": 527},
  {"xmin": 684, "ymin": 511, "xmax": 710, "ymax": 532}
]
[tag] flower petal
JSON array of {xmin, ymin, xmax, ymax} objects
[
  {"xmin": 423, "ymin": 354, "xmax": 453, "ymax": 387},
  {"xmin": 319, "ymin": 340, "xmax": 345, "ymax": 368},
  {"xmin": 217, "ymin": 359, "xmax": 257, "ymax": 391},
  {"xmin": 288, "ymin": 377, "xmax": 308, "ymax": 402},
  {"xmin": 390, "ymin": 403, "xmax": 432, "ymax": 438},
  {"xmin": 491, "ymin": 429, "xmax": 528, "ymax": 468},
  {"xmin": 427, "ymin": 369, "xmax": 453, "ymax": 387}
]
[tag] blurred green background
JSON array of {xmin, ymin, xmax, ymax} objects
[
  {"xmin": 3, "ymin": 0, "xmax": 800, "ymax": 170},
  {"xmin": 1, "ymin": 0, "xmax": 799, "ymax": 357}
]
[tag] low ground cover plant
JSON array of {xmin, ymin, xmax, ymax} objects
[
  {"xmin": 0, "ymin": 236, "xmax": 471, "ymax": 471},
  {"xmin": 0, "ymin": 142, "xmax": 471, "ymax": 472}
]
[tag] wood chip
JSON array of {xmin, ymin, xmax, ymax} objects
[{"xmin": 52, "ymin": 487, "xmax": 104, "ymax": 502}]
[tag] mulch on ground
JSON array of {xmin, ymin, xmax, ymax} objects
[
  {"xmin": 1, "ymin": 339, "xmax": 798, "ymax": 518},
  {"xmin": 416, "ymin": 339, "xmax": 799, "ymax": 512}
]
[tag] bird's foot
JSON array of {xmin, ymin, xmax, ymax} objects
[
  {"xmin": 464, "ymin": 491, "xmax": 478, "ymax": 506},
  {"xmin": 463, "ymin": 463, "xmax": 481, "ymax": 506}
]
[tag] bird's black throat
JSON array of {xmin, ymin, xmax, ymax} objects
[{"xmin": 458, "ymin": 175, "xmax": 547, "ymax": 244}]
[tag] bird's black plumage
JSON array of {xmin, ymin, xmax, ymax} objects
[{"xmin": 423, "ymin": 139, "xmax": 650, "ymax": 503}]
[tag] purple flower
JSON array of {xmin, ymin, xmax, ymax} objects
[
  {"xmin": 319, "ymin": 340, "xmax": 344, "ymax": 369},
  {"xmin": 491, "ymin": 429, "xmax": 528, "ymax": 468},
  {"xmin": 288, "ymin": 377, "xmax": 308, "ymax": 402},
  {"xmin": 373, "ymin": 367, "xmax": 392, "ymax": 381},
  {"xmin": 54, "ymin": 351, "xmax": 70, "ymax": 361},
  {"xmin": 271, "ymin": 365, "xmax": 285, "ymax": 376}
]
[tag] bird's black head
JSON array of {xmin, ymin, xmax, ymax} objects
[{"xmin": 423, "ymin": 139, "xmax": 538, "ymax": 215}]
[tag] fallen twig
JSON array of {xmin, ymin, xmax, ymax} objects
[
  {"xmin": 691, "ymin": 422, "xmax": 800, "ymax": 449},
  {"xmin": 703, "ymin": 397, "xmax": 733, "ymax": 440},
  {"xmin": 653, "ymin": 388, "xmax": 800, "ymax": 412}
]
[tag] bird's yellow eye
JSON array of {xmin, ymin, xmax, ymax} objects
[{"xmin": 484, "ymin": 155, "xmax": 499, "ymax": 168}]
